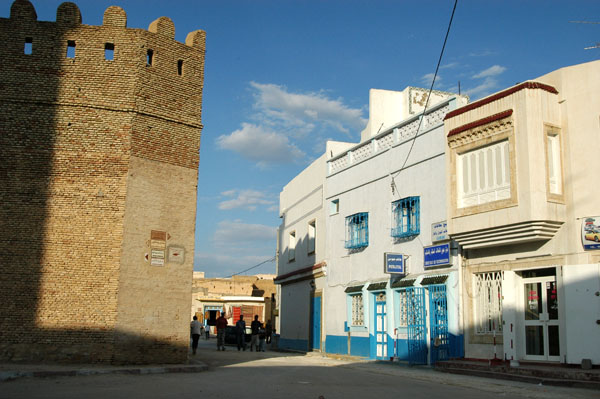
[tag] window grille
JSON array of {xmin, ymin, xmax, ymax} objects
[
  {"xmin": 351, "ymin": 294, "xmax": 364, "ymax": 326},
  {"xmin": 345, "ymin": 212, "xmax": 369, "ymax": 249},
  {"xmin": 474, "ymin": 271, "xmax": 503, "ymax": 334},
  {"xmin": 398, "ymin": 290, "xmax": 408, "ymax": 327},
  {"xmin": 457, "ymin": 140, "xmax": 511, "ymax": 208},
  {"xmin": 392, "ymin": 197, "xmax": 420, "ymax": 238}
]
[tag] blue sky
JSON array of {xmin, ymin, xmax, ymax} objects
[{"xmin": 12, "ymin": 0, "xmax": 600, "ymax": 277}]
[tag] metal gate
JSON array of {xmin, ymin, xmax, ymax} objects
[
  {"xmin": 406, "ymin": 287, "xmax": 427, "ymax": 365},
  {"xmin": 375, "ymin": 293, "xmax": 387, "ymax": 359},
  {"xmin": 428, "ymin": 284, "xmax": 449, "ymax": 364}
]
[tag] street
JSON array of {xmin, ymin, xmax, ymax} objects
[{"xmin": 1, "ymin": 338, "xmax": 596, "ymax": 399}]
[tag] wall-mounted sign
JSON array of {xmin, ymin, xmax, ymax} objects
[
  {"xmin": 168, "ymin": 246, "xmax": 185, "ymax": 264},
  {"xmin": 424, "ymin": 243, "xmax": 451, "ymax": 269},
  {"xmin": 431, "ymin": 221, "xmax": 448, "ymax": 242},
  {"xmin": 582, "ymin": 217, "xmax": 600, "ymax": 250},
  {"xmin": 384, "ymin": 253, "xmax": 405, "ymax": 274}
]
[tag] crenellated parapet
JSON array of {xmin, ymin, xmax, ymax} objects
[{"xmin": 1, "ymin": 0, "xmax": 206, "ymax": 130}]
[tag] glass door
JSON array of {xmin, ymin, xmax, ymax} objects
[{"xmin": 522, "ymin": 276, "xmax": 560, "ymax": 361}]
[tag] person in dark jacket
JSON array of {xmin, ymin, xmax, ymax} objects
[
  {"xmin": 250, "ymin": 315, "xmax": 262, "ymax": 352},
  {"xmin": 216, "ymin": 312, "xmax": 228, "ymax": 351},
  {"xmin": 265, "ymin": 319, "xmax": 273, "ymax": 344},
  {"xmin": 235, "ymin": 315, "xmax": 247, "ymax": 351}
]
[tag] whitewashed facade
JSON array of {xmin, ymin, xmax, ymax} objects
[
  {"xmin": 324, "ymin": 87, "xmax": 468, "ymax": 362},
  {"xmin": 445, "ymin": 60, "xmax": 600, "ymax": 366}
]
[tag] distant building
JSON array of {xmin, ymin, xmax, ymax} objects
[
  {"xmin": 445, "ymin": 60, "xmax": 600, "ymax": 366},
  {"xmin": 0, "ymin": 1, "xmax": 205, "ymax": 364},
  {"xmin": 192, "ymin": 274, "xmax": 276, "ymax": 333}
]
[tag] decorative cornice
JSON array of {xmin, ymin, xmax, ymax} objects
[
  {"xmin": 444, "ymin": 81, "xmax": 558, "ymax": 121},
  {"xmin": 448, "ymin": 110, "xmax": 513, "ymax": 137},
  {"xmin": 451, "ymin": 220, "xmax": 563, "ymax": 249},
  {"xmin": 274, "ymin": 261, "xmax": 326, "ymax": 284}
]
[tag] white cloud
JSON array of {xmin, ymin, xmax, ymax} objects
[
  {"xmin": 218, "ymin": 189, "xmax": 275, "ymax": 211},
  {"xmin": 420, "ymin": 73, "xmax": 442, "ymax": 87},
  {"xmin": 472, "ymin": 65, "xmax": 506, "ymax": 79},
  {"xmin": 250, "ymin": 82, "xmax": 367, "ymax": 135},
  {"xmin": 440, "ymin": 62, "xmax": 459, "ymax": 70},
  {"xmin": 464, "ymin": 77, "xmax": 500, "ymax": 98},
  {"xmin": 217, "ymin": 82, "xmax": 367, "ymax": 166},
  {"xmin": 216, "ymin": 123, "xmax": 305, "ymax": 167},
  {"xmin": 212, "ymin": 220, "xmax": 277, "ymax": 247}
]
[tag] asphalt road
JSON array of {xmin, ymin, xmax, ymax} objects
[{"xmin": 1, "ymin": 338, "xmax": 596, "ymax": 399}]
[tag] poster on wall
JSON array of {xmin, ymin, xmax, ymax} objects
[{"xmin": 582, "ymin": 217, "xmax": 600, "ymax": 250}]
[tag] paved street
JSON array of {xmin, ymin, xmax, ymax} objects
[{"xmin": 1, "ymin": 338, "xmax": 596, "ymax": 399}]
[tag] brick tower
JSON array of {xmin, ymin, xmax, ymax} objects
[{"xmin": 0, "ymin": 0, "xmax": 205, "ymax": 364}]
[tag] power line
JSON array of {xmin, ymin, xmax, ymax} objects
[
  {"xmin": 228, "ymin": 256, "xmax": 276, "ymax": 278},
  {"xmin": 391, "ymin": 0, "xmax": 458, "ymax": 186}
]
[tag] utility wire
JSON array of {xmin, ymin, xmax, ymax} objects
[
  {"xmin": 391, "ymin": 0, "xmax": 458, "ymax": 184},
  {"xmin": 228, "ymin": 256, "xmax": 276, "ymax": 277}
]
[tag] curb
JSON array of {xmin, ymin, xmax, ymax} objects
[{"xmin": 0, "ymin": 364, "xmax": 208, "ymax": 382}]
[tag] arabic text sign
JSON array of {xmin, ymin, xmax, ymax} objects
[
  {"xmin": 424, "ymin": 243, "xmax": 451, "ymax": 268},
  {"xmin": 431, "ymin": 221, "xmax": 448, "ymax": 242},
  {"xmin": 384, "ymin": 253, "xmax": 405, "ymax": 274}
]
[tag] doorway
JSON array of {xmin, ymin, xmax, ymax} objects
[
  {"xmin": 374, "ymin": 293, "xmax": 388, "ymax": 359},
  {"xmin": 521, "ymin": 271, "xmax": 560, "ymax": 361}
]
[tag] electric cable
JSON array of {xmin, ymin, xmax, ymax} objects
[
  {"xmin": 391, "ymin": 0, "xmax": 458, "ymax": 185},
  {"xmin": 228, "ymin": 256, "xmax": 276, "ymax": 277}
]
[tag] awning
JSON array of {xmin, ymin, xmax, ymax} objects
[
  {"xmin": 366, "ymin": 281, "xmax": 387, "ymax": 291},
  {"xmin": 420, "ymin": 275, "xmax": 448, "ymax": 285},
  {"xmin": 344, "ymin": 285, "xmax": 364, "ymax": 293},
  {"xmin": 391, "ymin": 278, "xmax": 416, "ymax": 288}
]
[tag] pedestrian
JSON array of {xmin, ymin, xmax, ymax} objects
[
  {"xmin": 258, "ymin": 326, "xmax": 266, "ymax": 352},
  {"xmin": 190, "ymin": 316, "xmax": 202, "ymax": 355},
  {"xmin": 250, "ymin": 315, "xmax": 262, "ymax": 352},
  {"xmin": 236, "ymin": 315, "xmax": 247, "ymax": 351},
  {"xmin": 265, "ymin": 319, "xmax": 273, "ymax": 344},
  {"xmin": 216, "ymin": 311, "xmax": 228, "ymax": 351},
  {"xmin": 205, "ymin": 322, "xmax": 210, "ymax": 340}
]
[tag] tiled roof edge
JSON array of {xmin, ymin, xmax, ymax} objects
[
  {"xmin": 444, "ymin": 81, "xmax": 558, "ymax": 121},
  {"xmin": 447, "ymin": 109, "xmax": 513, "ymax": 137}
]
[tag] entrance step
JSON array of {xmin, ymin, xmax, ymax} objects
[{"xmin": 435, "ymin": 360, "xmax": 600, "ymax": 390}]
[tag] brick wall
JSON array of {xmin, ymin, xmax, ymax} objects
[{"xmin": 0, "ymin": 0, "xmax": 205, "ymax": 364}]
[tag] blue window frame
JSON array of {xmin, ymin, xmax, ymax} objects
[
  {"xmin": 345, "ymin": 212, "xmax": 369, "ymax": 249},
  {"xmin": 392, "ymin": 197, "xmax": 420, "ymax": 238}
]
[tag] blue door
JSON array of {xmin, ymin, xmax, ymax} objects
[
  {"xmin": 428, "ymin": 284, "xmax": 449, "ymax": 364},
  {"xmin": 375, "ymin": 293, "xmax": 387, "ymax": 359},
  {"xmin": 311, "ymin": 294, "xmax": 321, "ymax": 350},
  {"xmin": 406, "ymin": 287, "xmax": 428, "ymax": 365}
]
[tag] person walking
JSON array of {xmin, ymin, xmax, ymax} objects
[
  {"xmin": 216, "ymin": 312, "xmax": 228, "ymax": 351},
  {"xmin": 250, "ymin": 315, "xmax": 262, "ymax": 352},
  {"xmin": 235, "ymin": 315, "xmax": 247, "ymax": 351},
  {"xmin": 265, "ymin": 319, "xmax": 273, "ymax": 344},
  {"xmin": 190, "ymin": 316, "xmax": 202, "ymax": 355},
  {"xmin": 205, "ymin": 322, "xmax": 210, "ymax": 340}
]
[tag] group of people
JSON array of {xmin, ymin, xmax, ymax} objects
[{"xmin": 191, "ymin": 313, "xmax": 273, "ymax": 354}]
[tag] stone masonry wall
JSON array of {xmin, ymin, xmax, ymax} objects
[{"xmin": 0, "ymin": 1, "xmax": 205, "ymax": 364}]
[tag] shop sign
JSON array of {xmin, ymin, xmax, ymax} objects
[
  {"xmin": 431, "ymin": 221, "xmax": 448, "ymax": 242},
  {"xmin": 384, "ymin": 253, "xmax": 405, "ymax": 274},
  {"xmin": 582, "ymin": 216, "xmax": 600, "ymax": 250},
  {"xmin": 424, "ymin": 243, "xmax": 451, "ymax": 269}
]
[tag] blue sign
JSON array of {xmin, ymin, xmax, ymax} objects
[
  {"xmin": 384, "ymin": 253, "xmax": 405, "ymax": 274},
  {"xmin": 424, "ymin": 243, "xmax": 451, "ymax": 268}
]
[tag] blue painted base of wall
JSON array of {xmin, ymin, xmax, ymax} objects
[
  {"xmin": 325, "ymin": 335, "xmax": 370, "ymax": 357},
  {"xmin": 279, "ymin": 338, "xmax": 308, "ymax": 352},
  {"xmin": 394, "ymin": 333, "xmax": 464, "ymax": 361}
]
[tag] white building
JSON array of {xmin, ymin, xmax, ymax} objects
[
  {"xmin": 323, "ymin": 87, "xmax": 467, "ymax": 362},
  {"xmin": 275, "ymin": 154, "xmax": 330, "ymax": 351},
  {"xmin": 444, "ymin": 60, "xmax": 600, "ymax": 366}
]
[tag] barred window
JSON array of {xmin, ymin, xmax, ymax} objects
[
  {"xmin": 351, "ymin": 294, "xmax": 364, "ymax": 326},
  {"xmin": 345, "ymin": 212, "xmax": 369, "ymax": 249},
  {"xmin": 474, "ymin": 271, "xmax": 503, "ymax": 334},
  {"xmin": 398, "ymin": 290, "xmax": 408, "ymax": 327}
]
